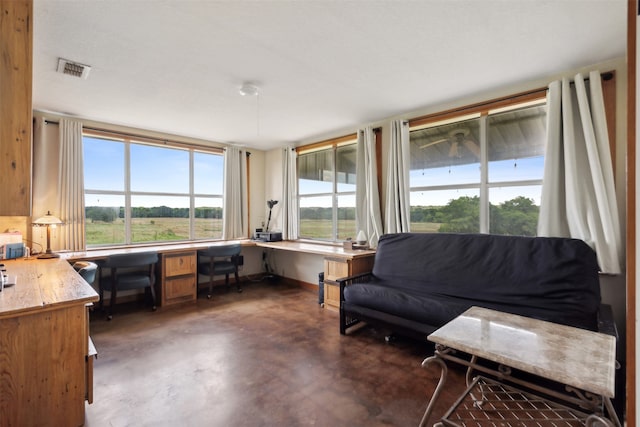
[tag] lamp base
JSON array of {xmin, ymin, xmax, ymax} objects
[{"xmin": 37, "ymin": 252, "xmax": 60, "ymax": 259}]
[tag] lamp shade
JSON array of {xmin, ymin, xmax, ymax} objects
[{"xmin": 32, "ymin": 211, "xmax": 63, "ymax": 226}]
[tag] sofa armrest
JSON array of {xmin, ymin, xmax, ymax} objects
[
  {"xmin": 597, "ymin": 303, "xmax": 618, "ymax": 339},
  {"xmin": 337, "ymin": 272, "xmax": 374, "ymax": 302}
]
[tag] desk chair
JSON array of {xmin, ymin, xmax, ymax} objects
[
  {"xmin": 198, "ymin": 244, "xmax": 242, "ymax": 299},
  {"xmin": 100, "ymin": 251, "xmax": 158, "ymax": 320},
  {"xmin": 73, "ymin": 261, "xmax": 98, "ymax": 286}
]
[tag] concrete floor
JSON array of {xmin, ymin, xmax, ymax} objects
[{"xmin": 84, "ymin": 281, "xmax": 465, "ymax": 427}]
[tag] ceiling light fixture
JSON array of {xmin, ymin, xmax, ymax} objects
[
  {"xmin": 239, "ymin": 82, "xmax": 261, "ymax": 136},
  {"xmin": 238, "ymin": 82, "xmax": 259, "ymax": 97}
]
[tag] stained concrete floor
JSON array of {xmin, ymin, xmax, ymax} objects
[{"xmin": 85, "ymin": 280, "xmax": 465, "ymax": 427}]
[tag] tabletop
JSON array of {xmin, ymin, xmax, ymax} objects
[{"xmin": 428, "ymin": 306, "xmax": 617, "ymax": 398}]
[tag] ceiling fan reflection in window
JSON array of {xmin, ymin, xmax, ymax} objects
[{"xmin": 419, "ymin": 128, "xmax": 480, "ymax": 159}]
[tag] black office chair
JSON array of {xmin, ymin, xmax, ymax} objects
[
  {"xmin": 73, "ymin": 261, "xmax": 98, "ymax": 286},
  {"xmin": 99, "ymin": 251, "xmax": 158, "ymax": 320},
  {"xmin": 198, "ymin": 244, "xmax": 242, "ymax": 299}
]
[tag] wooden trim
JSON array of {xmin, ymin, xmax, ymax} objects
[
  {"xmin": 0, "ymin": 0, "xmax": 33, "ymax": 216},
  {"xmin": 246, "ymin": 152, "xmax": 251, "ymax": 237},
  {"xmin": 296, "ymin": 133, "xmax": 358, "ymax": 153},
  {"xmin": 627, "ymin": 0, "xmax": 637, "ymax": 423},
  {"xmin": 83, "ymin": 127, "xmax": 224, "ymax": 154},
  {"xmin": 375, "ymin": 127, "xmax": 383, "ymax": 217},
  {"xmin": 602, "ymin": 72, "xmax": 617, "ymax": 164},
  {"xmin": 409, "ymin": 88, "xmax": 547, "ymax": 129}
]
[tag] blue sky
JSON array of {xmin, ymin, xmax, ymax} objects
[{"xmin": 84, "ymin": 137, "xmax": 223, "ymax": 209}]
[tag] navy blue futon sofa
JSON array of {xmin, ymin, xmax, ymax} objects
[{"xmin": 339, "ymin": 233, "xmax": 616, "ymax": 339}]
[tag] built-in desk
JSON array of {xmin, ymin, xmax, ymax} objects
[
  {"xmin": 0, "ymin": 258, "xmax": 100, "ymax": 427},
  {"xmin": 255, "ymin": 241, "xmax": 376, "ymax": 308},
  {"xmin": 61, "ymin": 240, "xmax": 376, "ymax": 309}
]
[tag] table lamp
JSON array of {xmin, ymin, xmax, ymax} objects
[{"xmin": 32, "ymin": 211, "xmax": 64, "ymax": 259}]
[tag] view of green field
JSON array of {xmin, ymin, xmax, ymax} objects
[
  {"xmin": 86, "ymin": 217, "xmax": 222, "ymax": 246},
  {"xmin": 85, "ymin": 195, "xmax": 537, "ymax": 245}
]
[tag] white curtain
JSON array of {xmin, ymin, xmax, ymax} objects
[
  {"xmin": 57, "ymin": 119, "xmax": 86, "ymax": 251},
  {"xmin": 281, "ymin": 147, "xmax": 298, "ymax": 240},
  {"xmin": 355, "ymin": 126, "xmax": 383, "ymax": 247},
  {"xmin": 222, "ymin": 146, "xmax": 249, "ymax": 239},
  {"xmin": 385, "ymin": 120, "xmax": 411, "ymax": 233},
  {"xmin": 538, "ymin": 71, "xmax": 622, "ymax": 274},
  {"xmin": 32, "ymin": 117, "xmax": 62, "ymax": 253}
]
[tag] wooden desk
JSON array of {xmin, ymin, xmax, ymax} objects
[
  {"xmin": 0, "ymin": 258, "xmax": 100, "ymax": 427},
  {"xmin": 254, "ymin": 240, "xmax": 375, "ymax": 259},
  {"xmin": 420, "ymin": 307, "xmax": 619, "ymax": 427},
  {"xmin": 61, "ymin": 240, "xmax": 376, "ymax": 309},
  {"xmin": 255, "ymin": 241, "xmax": 375, "ymax": 309}
]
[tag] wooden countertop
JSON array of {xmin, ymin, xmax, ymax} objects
[
  {"xmin": 255, "ymin": 240, "xmax": 376, "ymax": 259},
  {"xmin": 59, "ymin": 239, "xmax": 376, "ymax": 262},
  {"xmin": 0, "ymin": 258, "xmax": 99, "ymax": 318}
]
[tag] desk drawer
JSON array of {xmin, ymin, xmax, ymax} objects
[
  {"xmin": 164, "ymin": 253, "xmax": 196, "ymax": 277},
  {"xmin": 164, "ymin": 276, "xmax": 196, "ymax": 303}
]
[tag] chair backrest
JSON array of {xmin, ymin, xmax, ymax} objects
[
  {"xmin": 198, "ymin": 244, "xmax": 241, "ymax": 258},
  {"xmin": 102, "ymin": 251, "xmax": 159, "ymax": 269},
  {"xmin": 73, "ymin": 261, "xmax": 98, "ymax": 285}
]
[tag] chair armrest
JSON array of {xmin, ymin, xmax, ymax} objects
[
  {"xmin": 338, "ymin": 272, "xmax": 374, "ymax": 302},
  {"xmin": 597, "ymin": 303, "xmax": 618, "ymax": 339}
]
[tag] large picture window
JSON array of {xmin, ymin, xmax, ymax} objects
[
  {"xmin": 409, "ymin": 100, "xmax": 546, "ymax": 236},
  {"xmin": 298, "ymin": 141, "xmax": 357, "ymax": 241},
  {"xmin": 83, "ymin": 132, "xmax": 224, "ymax": 246}
]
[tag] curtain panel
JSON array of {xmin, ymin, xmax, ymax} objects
[
  {"xmin": 384, "ymin": 120, "xmax": 411, "ymax": 233},
  {"xmin": 32, "ymin": 118, "xmax": 86, "ymax": 253},
  {"xmin": 281, "ymin": 147, "xmax": 298, "ymax": 240},
  {"xmin": 538, "ymin": 71, "xmax": 622, "ymax": 274},
  {"xmin": 57, "ymin": 119, "xmax": 86, "ymax": 251},
  {"xmin": 222, "ymin": 147, "xmax": 249, "ymax": 239},
  {"xmin": 32, "ymin": 117, "xmax": 62, "ymax": 253},
  {"xmin": 355, "ymin": 126, "xmax": 383, "ymax": 247}
]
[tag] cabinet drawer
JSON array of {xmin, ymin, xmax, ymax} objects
[
  {"xmin": 324, "ymin": 259, "xmax": 350, "ymax": 282},
  {"xmin": 164, "ymin": 253, "xmax": 196, "ymax": 277},
  {"xmin": 165, "ymin": 276, "xmax": 196, "ymax": 301}
]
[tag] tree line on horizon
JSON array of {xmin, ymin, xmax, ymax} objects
[
  {"xmin": 85, "ymin": 206, "xmax": 222, "ymax": 222},
  {"xmin": 86, "ymin": 195, "xmax": 539, "ymax": 236}
]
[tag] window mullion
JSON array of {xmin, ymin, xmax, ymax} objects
[
  {"xmin": 332, "ymin": 146, "xmax": 338, "ymax": 241},
  {"xmin": 189, "ymin": 150, "xmax": 195, "ymax": 240},
  {"xmin": 479, "ymin": 115, "xmax": 489, "ymax": 234},
  {"xmin": 124, "ymin": 141, "xmax": 132, "ymax": 244}
]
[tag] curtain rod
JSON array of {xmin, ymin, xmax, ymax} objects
[{"xmin": 42, "ymin": 119, "xmax": 227, "ymax": 153}]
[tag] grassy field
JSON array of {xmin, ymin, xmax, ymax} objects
[
  {"xmin": 87, "ymin": 218, "xmax": 442, "ymax": 245},
  {"xmin": 298, "ymin": 219, "xmax": 441, "ymax": 239},
  {"xmin": 86, "ymin": 218, "xmax": 222, "ymax": 246}
]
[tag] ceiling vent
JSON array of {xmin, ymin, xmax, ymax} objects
[{"xmin": 57, "ymin": 58, "xmax": 91, "ymax": 79}]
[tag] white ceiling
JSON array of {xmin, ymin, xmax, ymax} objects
[{"xmin": 33, "ymin": 0, "xmax": 626, "ymax": 151}]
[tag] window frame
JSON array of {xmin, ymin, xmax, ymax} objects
[
  {"xmin": 407, "ymin": 72, "xmax": 616, "ymax": 236},
  {"xmin": 83, "ymin": 128, "xmax": 224, "ymax": 247},
  {"xmin": 408, "ymin": 97, "xmax": 547, "ymax": 235},
  {"xmin": 296, "ymin": 135, "xmax": 358, "ymax": 242}
]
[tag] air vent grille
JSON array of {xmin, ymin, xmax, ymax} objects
[{"xmin": 57, "ymin": 58, "xmax": 91, "ymax": 79}]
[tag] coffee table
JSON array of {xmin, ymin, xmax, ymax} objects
[{"xmin": 419, "ymin": 306, "xmax": 620, "ymax": 427}]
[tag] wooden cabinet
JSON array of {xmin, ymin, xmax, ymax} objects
[
  {"xmin": 160, "ymin": 251, "xmax": 197, "ymax": 306},
  {"xmin": 323, "ymin": 254, "xmax": 375, "ymax": 309},
  {"xmin": 0, "ymin": 0, "xmax": 32, "ymax": 216},
  {"xmin": 0, "ymin": 258, "xmax": 99, "ymax": 427}
]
